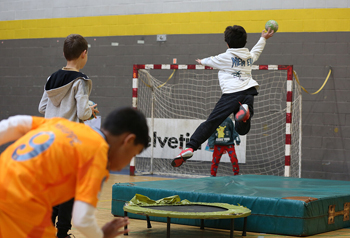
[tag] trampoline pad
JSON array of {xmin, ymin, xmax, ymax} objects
[{"xmin": 124, "ymin": 194, "xmax": 251, "ymax": 219}]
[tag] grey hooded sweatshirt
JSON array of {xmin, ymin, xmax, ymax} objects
[{"xmin": 38, "ymin": 69, "xmax": 93, "ymax": 123}]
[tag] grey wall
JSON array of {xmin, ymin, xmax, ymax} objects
[
  {"xmin": 0, "ymin": 31, "xmax": 349, "ymax": 180},
  {"xmin": 1, "ymin": 0, "xmax": 348, "ymax": 21}
]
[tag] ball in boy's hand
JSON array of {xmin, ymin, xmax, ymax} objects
[
  {"xmin": 265, "ymin": 20, "xmax": 278, "ymax": 33},
  {"xmin": 88, "ymin": 100, "xmax": 98, "ymax": 120}
]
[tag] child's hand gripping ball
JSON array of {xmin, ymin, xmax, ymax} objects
[{"xmin": 88, "ymin": 100, "xmax": 99, "ymax": 120}]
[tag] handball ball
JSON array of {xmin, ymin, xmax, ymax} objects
[
  {"xmin": 88, "ymin": 100, "xmax": 98, "ymax": 120},
  {"xmin": 265, "ymin": 20, "xmax": 278, "ymax": 32}
]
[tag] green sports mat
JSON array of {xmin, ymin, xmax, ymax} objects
[{"xmin": 111, "ymin": 174, "xmax": 350, "ymax": 236}]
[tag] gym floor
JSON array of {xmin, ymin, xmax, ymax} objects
[{"xmin": 70, "ymin": 174, "xmax": 350, "ymax": 238}]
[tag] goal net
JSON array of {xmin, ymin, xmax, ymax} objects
[{"xmin": 132, "ymin": 64, "xmax": 302, "ymax": 178}]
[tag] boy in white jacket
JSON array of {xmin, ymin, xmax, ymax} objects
[{"xmin": 172, "ymin": 25, "xmax": 274, "ymax": 167}]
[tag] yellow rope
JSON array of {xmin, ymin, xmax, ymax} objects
[
  {"xmin": 293, "ymin": 68, "xmax": 332, "ymax": 95},
  {"xmin": 139, "ymin": 76, "xmax": 152, "ymax": 88},
  {"xmin": 139, "ymin": 69, "xmax": 177, "ymax": 89},
  {"xmin": 156, "ymin": 69, "xmax": 176, "ymax": 88}
]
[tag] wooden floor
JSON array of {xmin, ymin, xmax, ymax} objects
[{"xmin": 70, "ymin": 174, "xmax": 350, "ymax": 238}]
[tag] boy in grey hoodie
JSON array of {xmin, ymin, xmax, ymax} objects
[
  {"xmin": 38, "ymin": 34, "xmax": 99, "ymax": 238},
  {"xmin": 39, "ymin": 34, "xmax": 98, "ymax": 123},
  {"xmin": 172, "ymin": 25, "xmax": 274, "ymax": 168}
]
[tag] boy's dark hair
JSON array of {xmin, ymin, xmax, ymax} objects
[
  {"xmin": 224, "ymin": 25, "xmax": 247, "ymax": 48},
  {"xmin": 102, "ymin": 107, "xmax": 149, "ymax": 149},
  {"xmin": 63, "ymin": 34, "xmax": 88, "ymax": 61}
]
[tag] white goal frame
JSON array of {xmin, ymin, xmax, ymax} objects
[{"xmin": 130, "ymin": 64, "xmax": 301, "ymax": 178}]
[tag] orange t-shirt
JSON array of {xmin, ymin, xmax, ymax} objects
[{"xmin": 0, "ymin": 116, "xmax": 109, "ymax": 237}]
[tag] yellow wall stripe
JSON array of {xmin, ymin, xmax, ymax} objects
[{"xmin": 0, "ymin": 8, "xmax": 349, "ymax": 40}]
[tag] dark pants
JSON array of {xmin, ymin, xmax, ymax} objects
[
  {"xmin": 52, "ymin": 198, "xmax": 74, "ymax": 238},
  {"xmin": 187, "ymin": 87, "xmax": 257, "ymax": 151}
]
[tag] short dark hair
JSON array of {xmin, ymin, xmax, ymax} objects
[
  {"xmin": 102, "ymin": 107, "xmax": 149, "ymax": 149},
  {"xmin": 224, "ymin": 25, "xmax": 247, "ymax": 48},
  {"xmin": 63, "ymin": 34, "xmax": 88, "ymax": 61}
]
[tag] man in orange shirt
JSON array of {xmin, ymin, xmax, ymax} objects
[{"xmin": 0, "ymin": 107, "xmax": 149, "ymax": 238}]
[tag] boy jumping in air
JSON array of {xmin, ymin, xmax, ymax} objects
[{"xmin": 172, "ymin": 25, "xmax": 274, "ymax": 167}]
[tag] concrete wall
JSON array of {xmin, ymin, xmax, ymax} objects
[
  {"xmin": 1, "ymin": 0, "xmax": 349, "ymax": 20},
  {"xmin": 0, "ymin": 1, "xmax": 349, "ymax": 180}
]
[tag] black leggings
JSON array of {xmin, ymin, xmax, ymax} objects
[
  {"xmin": 52, "ymin": 198, "xmax": 74, "ymax": 238},
  {"xmin": 186, "ymin": 87, "xmax": 257, "ymax": 151}
]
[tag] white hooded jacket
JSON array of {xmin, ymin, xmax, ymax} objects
[
  {"xmin": 201, "ymin": 37, "xmax": 266, "ymax": 94},
  {"xmin": 38, "ymin": 69, "xmax": 93, "ymax": 122}
]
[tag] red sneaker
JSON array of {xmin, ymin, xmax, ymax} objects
[
  {"xmin": 171, "ymin": 148, "xmax": 193, "ymax": 167},
  {"xmin": 235, "ymin": 104, "xmax": 250, "ymax": 122}
]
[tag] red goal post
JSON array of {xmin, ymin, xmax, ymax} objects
[{"xmin": 131, "ymin": 64, "xmax": 296, "ymax": 177}]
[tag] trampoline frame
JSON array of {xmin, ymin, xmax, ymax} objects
[{"xmin": 122, "ymin": 202, "xmax": 251, "ymax": 238}]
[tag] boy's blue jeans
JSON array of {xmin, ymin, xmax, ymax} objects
[{"xmin": 186, "ymin": 87, "xmax": 257, "ymax": 151}]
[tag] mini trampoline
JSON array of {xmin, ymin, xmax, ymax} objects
[{"xmin": 123, "ymin": 194, "xmax": 251, "ymax": 238}]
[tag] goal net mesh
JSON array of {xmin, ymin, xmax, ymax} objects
[{"xmin": 135, "ymin": 67, "xmax": 302, "ymax": 177}]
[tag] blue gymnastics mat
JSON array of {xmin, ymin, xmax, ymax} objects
[{"xmin": 111, "ymin": 175, "xmax": 350, "ymax": 236}]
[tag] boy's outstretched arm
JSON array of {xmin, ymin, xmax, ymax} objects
[
  {"xmin": 0, "ymin": 115, "xmax": 33, "ymax": 146},
  {"xmin": 250, "ymin": 27, "xmax": 274, "ymax": 63}
]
